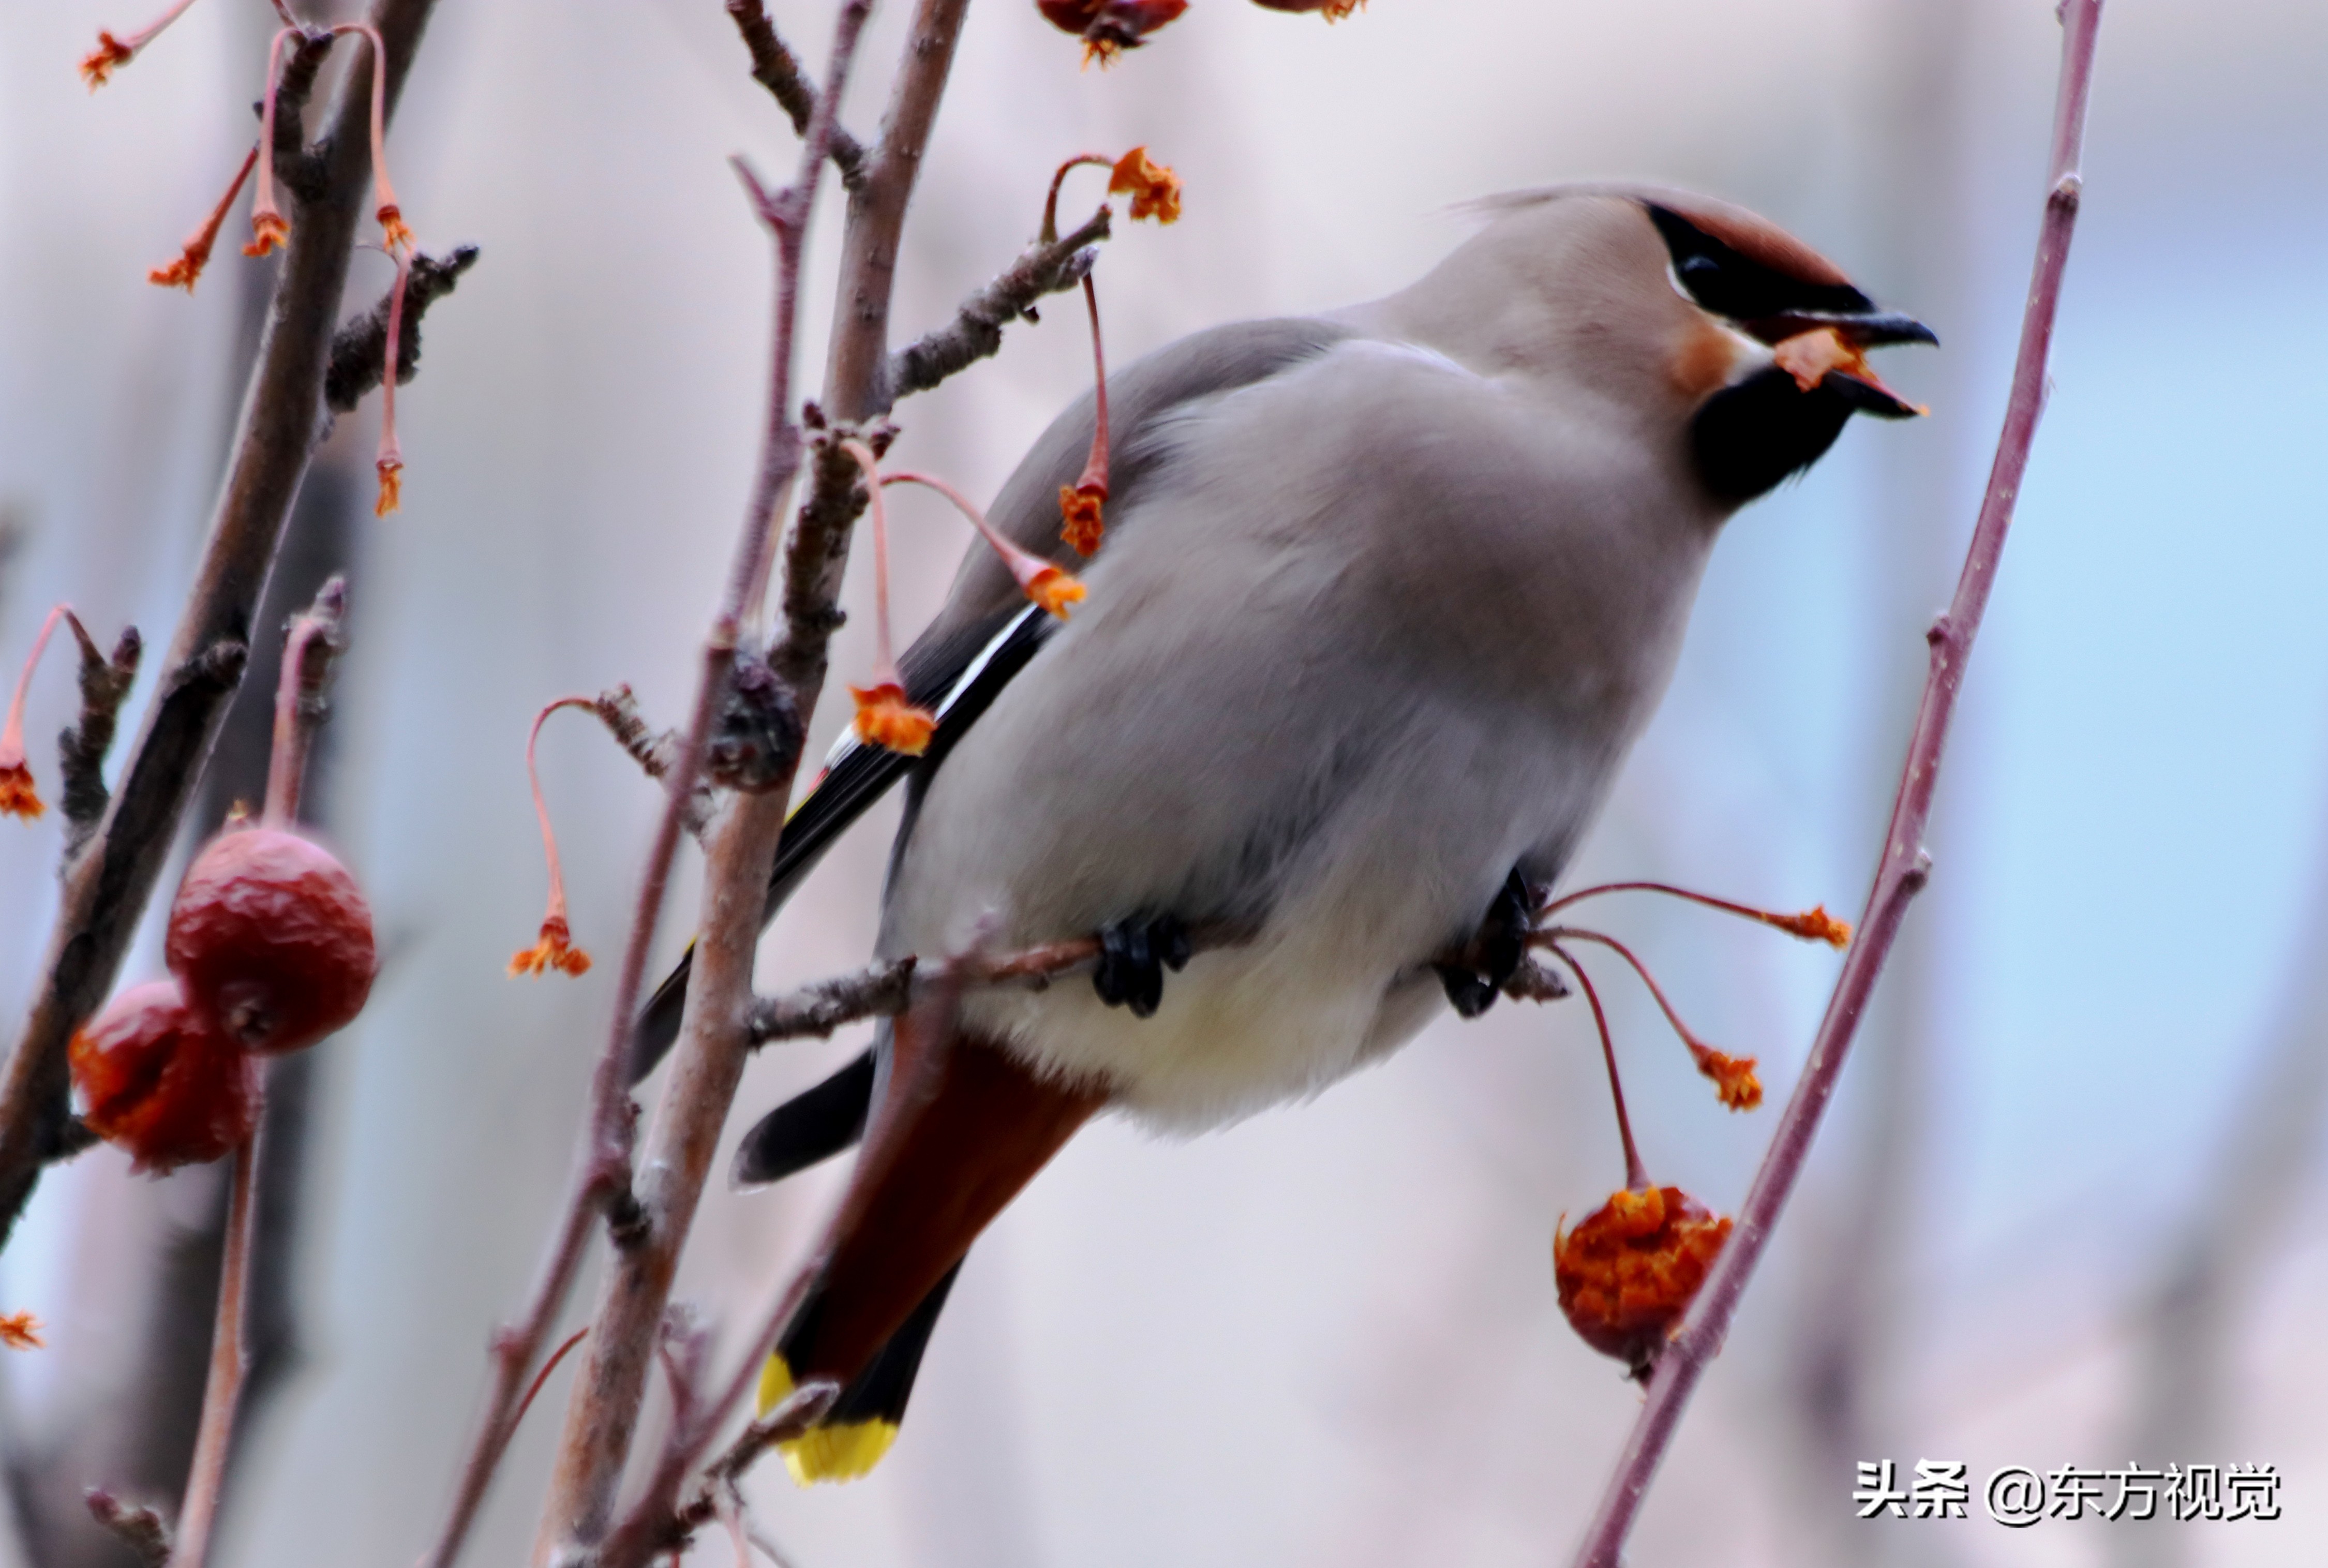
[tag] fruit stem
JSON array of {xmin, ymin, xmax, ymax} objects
[
  {"xmin": 261, "ymin": 577, "xmax": 348, "ymax": 826},
  {"xmin": 173, "ymin": 1131, "xmax": 258, "ymax": 1568},
  {"xmin": 1539, "ymin": 880, "xmax": 1851, "ymax": 947},
  {"xmin": 881, "ymin": 470, "xmax": 1085, "ymax": 619},
  {"xmin": 1073, "ymin": 272, "xmax": 1110, "ymax": 496},
  {"xmin": 839, "ymin": 440, "xmax": 902, "ymax": 688},
  {"xmin": 1548, "ymin": 925, "xmax": 1715, "ymax": 1067},
  {"xmin": 1546, "ymin": 940, "xmax": 1650, "ymax": 1193},
  {"xmin": 1041, "ymin": 153, "xmax": 1113, "ymax": 245}
]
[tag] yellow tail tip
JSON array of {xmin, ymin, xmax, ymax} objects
[{"xmin": 758, "ymin": 1351, "xmax": 899, "ymax": 1485}]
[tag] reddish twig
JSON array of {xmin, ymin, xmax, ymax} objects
[
  {"xmin": 260, "ymin": 578, "xmax": 347, "ymax": 827},
  {"xmin": 170, "ymin": 1134, "xmax": 256, "ymax": 1568},
  {"xmin": 1543, "ymin": 943, "xmax": 1649, "ymax": 1194},
  {"xmin": 509, "ymin": 1326, "xmax": 590, "ymax": 1440},
  {"xmin": 522, "ymin": 5, "xmax": 889, "ymax": 1561},
  {"xmin": 1566, "ymin": 4, "xmax": 2106, "ymax": 1561}
]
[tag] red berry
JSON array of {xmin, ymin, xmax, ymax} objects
[
  {"xmin": 166, "ymin": 826, "xmax": 377, "ymax": 1054},
  {"xmin": 1553, "ymin": 1186, "xmax": 1733, "ymax": 1378},
  {"xmin": 69, "ymin": 981, "xmax": 260, "ymax": 1174},
  {"xmin": 1037, "ymin": 1, "xmax": 1188, "ymax": 49}
]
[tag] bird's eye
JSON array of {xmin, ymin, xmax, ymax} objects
[{"xmin": 1678, "ymin": 255, "xmax": 1720, "ymax": 281}]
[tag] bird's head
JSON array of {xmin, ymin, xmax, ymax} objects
[{"xmin": 1372, "ymin": 184, "xmax": 1935, "ymax": 506}]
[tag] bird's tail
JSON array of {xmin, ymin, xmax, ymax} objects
[{"xmin": 758, "ymin": 1006, "xmax": 1105, "ymax": 1483}]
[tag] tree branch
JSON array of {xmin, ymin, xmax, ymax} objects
[
  {"xmin": 1566, "ymin": 4, "xmax": 2106, "ymax": 1562},
  {"xmin": 725, "ymin": 0, "xmax": 869, "ymax": 189},
  {"xmin": 55, "ymin": 619, "xmax": 142, "ymax": 866},
  {"xmin": 322, "ymin": 244, "xmax": 481, "ymax": 414},
  {"xmin": 0, "ymin": 0, "xmax": 442, "ymax": 1252},
  {"xmin": 524, "ymin": 5, "xmax": 971, "ymax": 1559},
  {"xmin": 516, "ymin": 5, "xmax": 890, "ymax": 1561},
  {"xmin": 883, "ymin": 207, "xmax": 1111, "ymax": 401}
]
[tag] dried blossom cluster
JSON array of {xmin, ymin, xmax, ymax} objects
[{"xmin": 84, "ymin": 1, "xmax": 435, "ymax": 516}]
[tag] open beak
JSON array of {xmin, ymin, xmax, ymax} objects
[
  {"xmin": 1748, "ymin": 309, "xmax": 1939, "ymax": 350},
  {"xmin": 1766, "ymin": 315, "xmax": 1935, "ymax": 420}
]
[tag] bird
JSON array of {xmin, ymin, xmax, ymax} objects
[{"xmin": 630, "ymin": 183, "xmax": 1933, "ymax": 1482}]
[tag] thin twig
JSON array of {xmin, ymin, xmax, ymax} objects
[
  {"xmin": 55, "ymin": 621, "xmax": 142, "ymax": 866},
  {"xmin": 171, "ymin": 1136, "xmax": 258, "ymax": 1568},
  {"xmin": 883, "ymin": 207, "xmax": 1112, "ymax": 402},
  {"xmin": 522, "ymin": 6, "xmax": 885, "ymax": 1561},
  {"xmin": 1565, "ymin": 4, "xmax": 2105, "ymax": 1561},
  {"xmin": 83, "ymin": 1490, "xmax": 171, "ymax": 1568},
  {"xmin": 584, "ymin": 684, "xmax": 713, "ymax": 838},
  {"xmin": 540, "ymin": 7, "xmax": 973, "ymax": 1561},
  {"xmin": 0, "ymin": 0, "xmax": 440, "ymax": 1251},
  {"xmin": 740, "ymin": 918, "xmax": 1261, "ymax": 1048},
  {"xmin": 261, "ymin": 577, "xmax": 348, "ymax": 826},
  {"xmin": 725, "ymin": 0, "xmax": 869, "ymax": 188},
  {"xmin": 322, "ymin": 245, "xmax": 481, "ymax": 413}
]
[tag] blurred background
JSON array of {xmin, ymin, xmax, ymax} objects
[{"xmin": 2, "ymin": 2, "xmax": 2324, "ymax": 1564}]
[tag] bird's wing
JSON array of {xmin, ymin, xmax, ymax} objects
[{"xmin": 626, "ymin": 317, "xmax": 1359, "ymax": 1083}]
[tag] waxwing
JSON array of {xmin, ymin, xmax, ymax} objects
[{"xmin": 632, "ymin": 184, "xmax": 1933, "ymax": 1481}]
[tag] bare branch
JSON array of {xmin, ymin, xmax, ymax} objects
[
  {"xmin": 0, "ymin": 0, "xmax": 444, "ymax": 1250},
  {"xmin": 532, "ymin": 6, "xmax": 972, "ymax": 1560},
  {"xmin": 508, "ymin": 4, "xmax": 891, "ymax": 1561},
  {"xmin": 584, "ymin": 684, "xmax": 713, "ymax": 838},
  {"xmin": 1566, "ymin": 4, "xmax": 2107, "ymax": 1562},
  {"xmin": 55, "ymin": 620, "xmax": 142, "ymax": 865},
  {"xmin": 322, "ymin": 245, "xmax": 481, "ymax": 413},
  {"xmin": 884, "ymin": 208, "xmax": 1112, "ymax": 402},
  {"xmin": 170, "ymin": 1137, "xmax": 258, "ymax": 1568},
  {"xmin": 747, "ymin": 958, "xmax": 915, "ymax": 1044},
  {"xmin": 725, "ymin": 0, "xmax": 869, "ymax": 188},
  {"xmin": 83, "ymin": 1490, "xmax": 170, "ymax": 1568}
]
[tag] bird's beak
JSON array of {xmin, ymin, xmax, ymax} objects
[{"xmin": 1764, "ymin": 313, "xmax": 1935, "ymax": 421}]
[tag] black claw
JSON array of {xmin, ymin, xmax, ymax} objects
[
  {"xmin": 1437, "ymin": 868, "xmax": 1536, "ymax": 1019},
  {"xmin": 1094, "ymin": 912, "xmax": 1188, "ymax": 1019}
]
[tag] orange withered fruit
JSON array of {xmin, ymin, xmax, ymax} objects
[{"xmin": 1553, "ymin": 1185, "xmax": 1733, "ymax": 1378}]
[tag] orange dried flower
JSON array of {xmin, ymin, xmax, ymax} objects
[
  {"xmin": 1251, "ymin": 0, "xmax": 1365, "ymax": 16},
  {"xmin": 2, "ymin": 604, "xmax": 86, "ymax": 822},
  {"xmin": 80, "ymin": 32, "xmax": 135, "ymax": 89},
  {"xmin": 1770, "ymin": 903, "xmax": 1852, "ymax": 948},
  {"xmin": 377, "ymin": 203, "xmax": 415, "ymax": 256},
  {"xmin": 243, "ymin": 208, "xmax": 290, "ymax": 258},
  {"xmin": 374, "ymin": 457, "xmax": 403, "ymax": 517},
  {"xmin": 510, "ymin": 916, "xmax": 592, "ymax": 978},
  {"xmin": 512, "ymin": 698, "xmax": 597, "ymax": 980},
  {"xmin": 1059, "ymin": 485, "xmax": 1106, "ymax": 556},
  {"xmin": 850, "ymin": 682, "xmax": 937, "ymax": 756},
  {"xmin": 1690, "ymin": 1046, "xmax": 1763, "ymax": 1111},
  {"xmin": 0, "ymin": 765, "xmax": 41, "ymax": 822},
  {"xmin": 150, "ymin": 144, "xmax": 259, "ymax": 294},
  {"xmin": 0, "ymin": 1311, "xmax": 42, "ymax": 1351},
  {"xmin": 1024, "ymin": 564, "xmax": 1088, "ymax": 620},
  {"xmin": 1108, "ymin": 146, "xmax": 1182, "ymax": 224},
  {"xmin": 1554, "ymin": 1185, "xmax": 1734, "ymax": 1377}
]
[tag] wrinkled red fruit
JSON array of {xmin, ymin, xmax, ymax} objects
[
  {"xmin": 1038, "ymin": 1, "xmax": 1188, "ymax": 44},
  {"xmin": 70, "ymin": 981, "xmax": 260, "ymax": 1174},
  {"xmin": 166, "ymin": 826, "xmax": 377, "ymax": 1054},
  {"xmin": 1553, "ymin": 1186, "xmax": 1733, "ymax": 1378}
]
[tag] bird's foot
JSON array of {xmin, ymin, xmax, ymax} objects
[
  {"xmin": 1436, "ymin": 869, "xmax": 1536, "ymax": 1018},
  {"xmin": 1092, "ymin": 913, "xmax": 1192, "ymax": 1019}
]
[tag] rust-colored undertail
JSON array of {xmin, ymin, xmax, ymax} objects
[{"xmin": 764, "ymin": 1004, "xmax": 1106, "ymax": 1481}]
